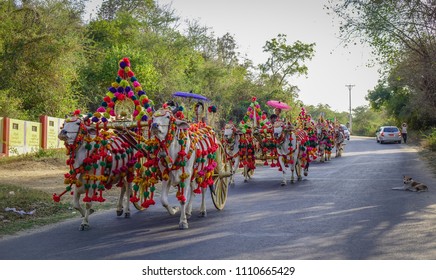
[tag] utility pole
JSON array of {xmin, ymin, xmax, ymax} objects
[{"xmin": 345, "ymin": 84, "xmax": 355, "ymax": 133}]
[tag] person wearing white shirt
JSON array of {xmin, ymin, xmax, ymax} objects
[{"xmin": 401, "ymin": 123, "xmax": 408, "ymax": 143}]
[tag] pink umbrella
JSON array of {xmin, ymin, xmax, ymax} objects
[{"xmin": 266, "ymin": 100, "xmax": 291, "ymax": 110}]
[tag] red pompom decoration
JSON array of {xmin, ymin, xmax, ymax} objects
[
  {"xmin": 175, "ymin": 111, "xmax": 185, "ymax": 119},
  {"xmin": 52, "ymin": 193, "xmax": 61, "ymax": 202}
]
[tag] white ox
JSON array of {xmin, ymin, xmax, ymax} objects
[
  {"xmin": 315, "ymin": 125, "xmax": 328, "ymax": 162},
  {"xmin": 57, "ymin": 117, "xmax": 136, "ymax": 230},
  {"xmin": 272, "ymin": 121, "xmax": 301, "ymax": 185},
  {"xmin": 150, "ymin": 108, "xmax": 219, "ymax": 229},
  {"xmin": 222, "ymin": 123, "xmax": 255, "ymax": 185},
  {"xmin": 334, "ymin": 128, "xmax": 345, "ymax": 158}
]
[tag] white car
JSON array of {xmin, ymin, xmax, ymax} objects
[
  {"xmin": 376, "ymin": 126, "xmax": 402, "ymax": 144},
  {"xmin": 340, "ymin": 124, "xmax": 350, "ymax": 140}
]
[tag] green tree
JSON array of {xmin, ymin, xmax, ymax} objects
[
  {"xmin": 305, "ymin": 103, "xmax": 349, "ymax": 126},
  {"xmin": 217, "ymin": 32, "xmax": 239, "ymax": 66},
  {"xmin": 352, "ymin": 105, "xmax": 388, "ymax": 136},
  {"xmin": 0, "ymin": 0, "xmax": 87, "ymax": 120},
  {"xmin": 98, "ymin": 0, "xmax": 155, "ymax": 20},
  {"xmin": 259, "ymin": 34, "xmax": 315, "ymax": 89}
]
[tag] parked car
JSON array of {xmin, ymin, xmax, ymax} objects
[
  {"xmin": 340, "ymin": 124, "xmax": 350, "ymax": 140},
  {"xmin": 376, "ymin": 126, "xmax": 402, "ymax": 144}
]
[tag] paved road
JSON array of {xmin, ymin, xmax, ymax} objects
[{"xmin": 1, "ymin": 136, "xmax": 435, "ymax": 260}]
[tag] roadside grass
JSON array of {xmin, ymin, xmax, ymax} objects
[
  {"xmin": 0, "ymin": 184, "xmax": 75, "ymax": 236},
  {"xmin": 420, "ymin": 151, "xmax": 436, "ymax": 175},
  {"xmin": 0, "ymin": 148, "xmax": 66, "ymax": 166},
  {"xmin": 0, "ymin": 183, "xmax": 121, "ymax": 237},
  {"xmin": 415, "ymin": 128, "xmax": 436, "ymax": 174}
]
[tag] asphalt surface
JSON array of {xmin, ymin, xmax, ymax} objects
[{"xmin": 1, "ymin": 136, "xmax": 435, "ymax": 260}]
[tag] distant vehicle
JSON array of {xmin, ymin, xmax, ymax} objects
[
  {"xmin": 376, "ymin": 126, "xmax": 402, "ymax": 144},
  {"xmin": 340, "ymin": 124, "xmax": 350, "ymax": 140}
]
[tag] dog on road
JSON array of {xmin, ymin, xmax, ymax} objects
[{"xmin": 400, "ymin": 176, "xmax": 429, "ymax": 192}]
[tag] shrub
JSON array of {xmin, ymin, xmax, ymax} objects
[{"xmin": 423, "ymin": 128, "xmax": 436, "ymax": 151}]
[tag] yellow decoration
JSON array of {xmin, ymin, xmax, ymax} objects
[{"xmin": 114, "ymin": 98, "xmax": 135, "ymax": 120}]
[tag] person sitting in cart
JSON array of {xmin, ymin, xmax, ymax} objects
[
  {"xmin": 270, "ymin": 114, "xmax": 278, "ymax": 125},
  {"xmin": 194, "ymin": 101, "xmax": 206, "ymax": 123}
]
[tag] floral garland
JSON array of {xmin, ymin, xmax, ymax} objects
[
  {"xmin": 131, "ymin": 136, "xmax": 160, "ymax": 208},
  {"xmin": 190, "ymin": 123, "xmax": 218, "ymax": 194}
]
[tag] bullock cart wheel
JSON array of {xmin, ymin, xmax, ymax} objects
[
  {"xmin": 132, "ymin": 192, "xmax": 145, "ymax": 211},
  {"xmin": 211, "ymin": 143, "xmax": 231, "ymax": 210}
]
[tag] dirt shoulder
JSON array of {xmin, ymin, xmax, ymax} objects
[
  {"xmin": 0, "ymin": 158, "xmax": 66, "ymax": 194},
  {"xmin": 0, "ymin": 157, "xmax": 125, "ymax": 207}
]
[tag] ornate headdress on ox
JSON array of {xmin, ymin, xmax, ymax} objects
[
  {"xmin": 334, "ymin": 117, "xmax": 340, "ymax": 131},
  {"xmin": 316, "ymin": 112, "xmax": 327, "ymax": 130},
  {"xmin": 296, "ymin": 107, "xmax": 312, "ymax": 130},
  {"xmin": 92, "ymin": 57, "xmax": 153, "ymax": 125},
  {"xmin": 238, "ymin": 97, "xmax": 264, "ymax": 134}
]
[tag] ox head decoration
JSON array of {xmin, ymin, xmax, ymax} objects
[
  {"xmin": 58, "ymin": 115, "xmax": 95, "ymax": 146},
  {"xmin": 58, "ymin": 119, "xmax": 82, "ymax": 145},
  {"xmin": 273, "ymin": 121, "xmax": 285, "ymax": 139},
  {"xmin": 223, "ymin": 122, "xmax": 239, "ymax": 143},
  {"xmin": 273, "ymin": 121, "xmax": 295, "ymax": 139},
  {"xmin": 316, "ymin": 122, "xmax": 325, "ymax": 137},
  {"xmin": 151, "ymin": 107, "xmax": 188, "ymax": 142}
]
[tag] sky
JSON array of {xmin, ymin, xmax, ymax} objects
[{"xmin": 86, "ymin": 0, "xmax": 381, "ymax": 113}]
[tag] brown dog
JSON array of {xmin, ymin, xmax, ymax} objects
[{"xmin": 403, "ymin": 176, "xmax": 429, "ymax": 192}]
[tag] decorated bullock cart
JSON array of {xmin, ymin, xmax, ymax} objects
[{"xmin": 54, "ymin": 58, "xmax": 231, "ymax": 230}]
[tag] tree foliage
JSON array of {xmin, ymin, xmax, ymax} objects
[
  {"xmin": 351, "ymin": 105, "xmax": 389, "ymax": 136},
  {"xmin": 305, "ymin": 103, "xmax": 348, "ymax": 124},
  {"xmin": 0, "ymin": 0, "xmax": 87, "ymax": 120},
  {"xmin": 259, "ymin": 34, "xmax": 316, "ymax": 90},
  {"xmin": 327, "ymin": 0, "xmax": 436, "ymax": 128}
]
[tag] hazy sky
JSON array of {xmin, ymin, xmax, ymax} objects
[{"xmin": 86, "ymin": 0, "xmax": 381, "ymax": 113}]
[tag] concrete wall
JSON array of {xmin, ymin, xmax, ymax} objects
[{"xmin": 1, "ymin": 116, "xmax": 64, "ymax": 157}]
